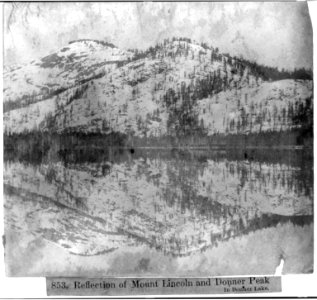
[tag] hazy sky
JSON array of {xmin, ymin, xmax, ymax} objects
[{"xmin": 4, "ymin": 2, "xmax": 313, "ymax": 70}]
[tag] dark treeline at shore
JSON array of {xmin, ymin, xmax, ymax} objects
[
  {"xmin": 4, "ymin": 125, "xmax": 312, "ymax": 155},
  {"xmin": 4, "ymin": 135, "xmax": 313, "ymax": 169},
  {"xmin": 4, "ymin": 127, "xmax": 313, "ymax": 170}
]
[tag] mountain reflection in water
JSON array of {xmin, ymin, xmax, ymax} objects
[{"xmin": 4, "ymin": 147, "xmax": 313, "ymax": 274}]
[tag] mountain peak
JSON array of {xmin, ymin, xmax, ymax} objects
[
  {"xmin": 3, "ymin": 39, "xmax": 132, "ymax": 106},
  {"xmin": 68, "ymin": 39, "xmax": 117, "ymax": 49}
]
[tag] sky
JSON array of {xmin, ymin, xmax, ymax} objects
[{"xmin": 4, "ymin": 2, "xmax": 313, "ymax": 70}]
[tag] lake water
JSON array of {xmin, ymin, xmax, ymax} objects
[{"xmin": 3, "ymin": 147, "xmax": 314, "ymax": 276}]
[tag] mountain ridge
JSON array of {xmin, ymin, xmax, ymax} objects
[{"xmin": 3, "ymin": 37, "xmax": 313, "ymax": 146}]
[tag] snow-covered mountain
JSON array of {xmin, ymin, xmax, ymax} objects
[
  {"xmin": 3, "ymin": 38, "xmax": 313, "ymax": 140},
  {"xmin": 3, "ymin": 39, "xmax": 132, "ymax": 111}
]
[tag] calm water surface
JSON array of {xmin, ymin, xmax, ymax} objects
[{"xmin": 3, "ymin": 148, "xmax": 314, "ymax": 276}]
